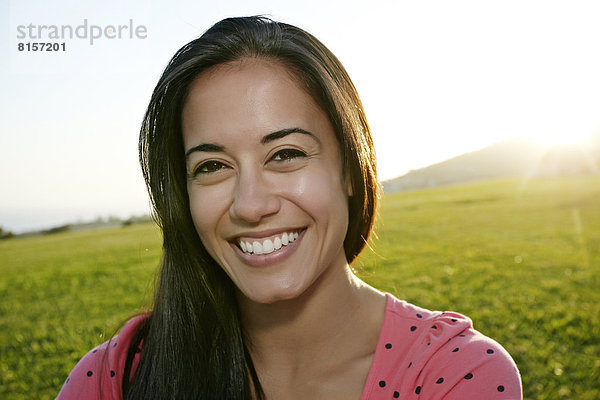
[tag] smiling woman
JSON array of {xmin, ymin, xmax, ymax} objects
[
  {"xmin": 57, "ymin": 16, "xmax": 522, "ymax": 400},
  {"xmin": 182, "ymin": 59, "xmax": 351, "ymax": 302}
]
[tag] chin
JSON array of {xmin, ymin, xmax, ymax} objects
[{"xmin": 241, "ymin": 280, "xmax": 308, "ymax": 305}]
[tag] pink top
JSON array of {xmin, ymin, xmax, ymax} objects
[
  {"xmin": 56, "ymin": 314, "xmax": 146, "ymax": 400},
  {"xmin": 359, "ymin": 294, "xmax": 521, "ymax": 399},
  {"xmin": 57, "ymin": 294, "xmax": 522, "ymax": 399}
]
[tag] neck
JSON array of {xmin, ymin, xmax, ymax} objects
[{"xmin": 238, "ymin": 259, "xmax": 386, "ymax": 377}]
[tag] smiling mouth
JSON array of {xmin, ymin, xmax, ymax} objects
[{"xmin": 235, "ymin": 229, "xmax": 303, "ymax": 255}]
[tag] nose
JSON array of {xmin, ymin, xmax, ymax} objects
[{"xmin": 229, "ymin": 168, "xmax": 281, "ymax": 223}]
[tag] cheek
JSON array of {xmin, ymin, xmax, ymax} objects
[
  {"xmin": 278, "ymin": 164, "xmax": 349, "ymax": 226},
  {"xmin": 188, "ymin": 184, "xmax": 232, "ymax": 250}
]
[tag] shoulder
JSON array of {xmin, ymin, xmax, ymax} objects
[
  {"xmin": 56, "ymin": 314, "xmax": 148, "ymax": 400},
  {"xmin": 364, "ymin": 294, "xmax": 522, "ymax": 399}
]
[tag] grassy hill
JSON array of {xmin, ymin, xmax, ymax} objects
[
  {"xmin": 1, "ymin": 177, "xmax": 599, "ymax": 399},
  {"xmin": 383, "ymin": 138, "xmax": 600, "ymax": 192}
]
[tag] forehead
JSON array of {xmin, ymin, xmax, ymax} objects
[{"xmin": 181, "ymin": 58, "xmax": 332, "ymax": 146}]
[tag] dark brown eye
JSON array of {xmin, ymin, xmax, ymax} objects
[
  {"xmin": 271, "ymin": 148, "xmax": 306, "ymax": 162},
  {"xmin": 194, "ymin": 160, "xmax": 227, "ymax": 175}
]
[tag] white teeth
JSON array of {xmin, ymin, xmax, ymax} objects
[
  {"xmin": 286, "ymin": 232, "xmax": 296, "ymax": 243},
  {"xmin": 238, "ymin": 230, "xmax": 301, "ymax": 255},
  {"xmin": 262, "ymin": 239, "xmax": 274, "ymax": 254}
]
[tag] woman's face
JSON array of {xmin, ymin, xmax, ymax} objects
[{"xmin": 182, "ymin": 58, "xmax": 351, "ymax": 304}]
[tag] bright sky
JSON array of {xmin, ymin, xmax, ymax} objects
[{"xmin": 2, "ymin": 0, "xmax": 600, "ymax": 233}]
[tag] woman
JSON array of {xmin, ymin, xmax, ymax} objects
[{"xmin": 57, "ymin": 16, "xmax": 521, "ymax": 399}]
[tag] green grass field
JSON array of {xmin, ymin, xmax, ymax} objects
[{"xmin": 1, "ymin": 177, "xmax": 598, "ymax": 399}]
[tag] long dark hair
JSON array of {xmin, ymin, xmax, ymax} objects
[{"xmin": 125, "ymin": 16, "xmax": 378, "ymax": 399}]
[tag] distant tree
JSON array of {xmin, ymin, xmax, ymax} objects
[
  {"xmin": 42, "ymin": 224, "xmax": 72, "ymax": 235},
  {"xmin": 0, "ymin": 226, "xmax": 15, "ymax": 240},
  {"xmin": 121, "ymin": 214, "xmax": 153, "ymax": 227}
]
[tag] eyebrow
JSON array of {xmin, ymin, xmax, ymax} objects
[
  {"xmin": 260, "ymin": 127, "xmax": 318, "ymax": 144},
  {"xmin": 184, "ymin": 143, "xmax": 224, "ymax": 158},
  {"xmin": 184, "ymin": 127, "xmax": 319, "ymax": 159}
]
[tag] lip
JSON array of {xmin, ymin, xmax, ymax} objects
[
  {"xmin": 230, "ymin": 228, "xmax": 306, "ymax": 268},
  {"xmin": 228, "ymin": 227, "xmax": 305, "ymax": 242}
]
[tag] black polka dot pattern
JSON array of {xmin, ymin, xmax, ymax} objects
[
  {"xmin": 59, "ymin": 304, "xmax": 517, "ymax": 399},
  {"xmin": 368, "ymin": 305, "xmax": 513, "ymax": 398},
  {"xmin": 57, "ymin": 315, "xmax": 154, "ymax": 398},
  {"xmin": 371, "ymin": 337, "xmax": 512, "ymax": 398}
]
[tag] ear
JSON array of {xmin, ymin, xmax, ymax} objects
[{"xmin": 345, "ymin": 170, "xmax": 353, "ymax": 197}]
